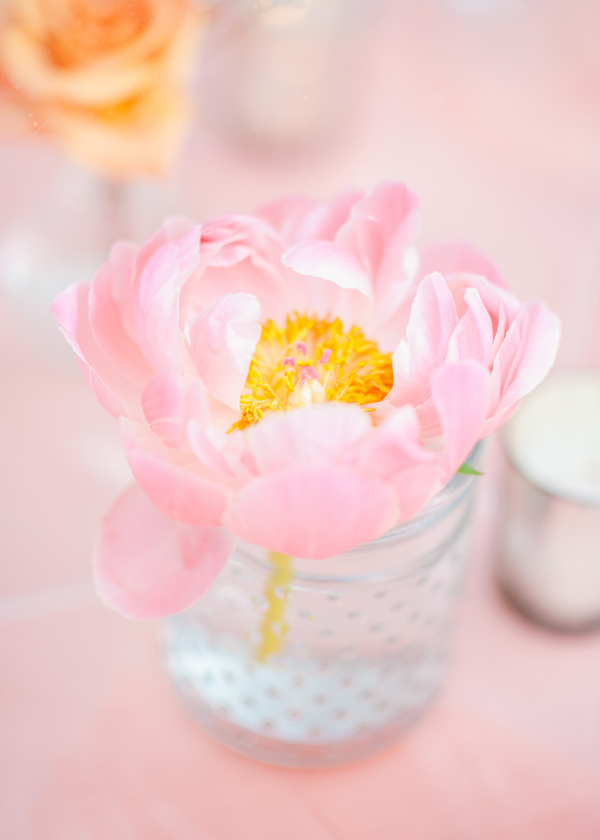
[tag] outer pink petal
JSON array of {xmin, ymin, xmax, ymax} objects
[
  {"xmin": 417, "ymin": 242, "xmax": 506, "ymax": 289},
  {"xmin": 51, "ymin": 283, "xmax": 144, "ymax": 420},
  {"xmin": 389, "ymin": 463, "xmax": 443, "ymax": 522},
  {"xmin": 133, "ymin": 216, "xmax": 197, "ymax": 293},
  {"xmin": 431, "ymin": 362, "xmax": 490, "ymax": 480},
  {"xmin": 359, "ymin": 406, "xmax": 436, "ymax": 478},
  {"xmin": 89, "ymin": 242, "xmax": 155, "ymax": 388},
  {"xmin": 245, "ymin": 402, "xmax": 372, "ymax": 474},
  {"xmin": 488, "ymin": 302, "xmax": 561, "ymax": 423},
  {"xmin": 120, "ymin": 419, "xmax": 231, "ymax": 527},
  {"xmin": 95, "ymin": 484, "xmax": 234, "ymax": 619},
  {"xmin": 256, "ymin": 191, "xmax": 361, "ymax": 245},
  {"xmin": 223, "ymin": 466, "xmax": 399, "ymax": 559},
  {"xmin": 357, "ymin": 407, "xmax": 441, "ymax": 521},
  {"xmin": 190, "ymin": 293, "xmax": 261, "ymax": 409},
  {"xmin": 141, "ymin": 366, "xmax": 209, "ymax": 450},
  {"xmin": 336, "ymin": 181, "xmax": 420, "ymax": 290},
  {"xmin": 187, "ymin": 418, "xmax": 237, "ymax": 477},
  {"xmin": 134, "ymin": 225, "xmax": 202, "ymax": 370},
  {"xmin": 282, "ymin": 240, "xmax": 373, "ymax": 298}
]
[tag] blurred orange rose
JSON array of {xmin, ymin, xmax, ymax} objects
[{"xmin": 0, "ymin": 0, "xmax": 204, "ymax": 178}]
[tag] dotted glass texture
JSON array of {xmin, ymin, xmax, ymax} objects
[{"xmin": 162, "ymin": 466, "xmax": 479, "ymax": 768}]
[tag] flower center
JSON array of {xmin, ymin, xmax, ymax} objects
[{"xmin": 229, "ymin": 313, "xmax": 393, "ymax": 432}]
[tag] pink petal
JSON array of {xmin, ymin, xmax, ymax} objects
[
  {"xmin": 185, "ymin": 215, "xmax": 290, "ymax": 324},
  {"xmin": 282, "ymin": 240, "xmax": 373, "ymax": 298},
  {"xmin": 488, "ymin": 302, "xmax": 561, "ymax": 424},
  {"xmin": 141, "ymin": 366, "xmax": 209, "ymax": 450},
  {"xmin": 89, "ymin": 242, "xmax": 155, "ymax": 388},
  {"xmin": 417, "ymin": 241, "xmax": 506, "ymax": 289},
  {"xmin": 120, "ymin": 419, "xmax": 231, "ymax": 527},
  {"xmin": 431, "ymin": 362, "xmax": 490, "ymax": 480},
  {"xmin": 359, "ymin": 406, "xmax": 436, "ymax": 478},
  {"xmin": 189, "ymin": 293, "xmax": 262, "ymax": 409},
  {"xmin": 95, "ymin": 484, "xmax": 234, "ymax": 619},
  {"xmin": 389, "ymin": 463, "xmax": 443, "ymax": 522},
  {"xmin": 447, "ymin": 287, "xmax": 494, "ymax": 367},
  {"xmin": 256, "ymin": 190, "xmax": 362, "ymax": 245},
  {"xmin": 198, "ymin": 214, "xmax": 281, "ymax": 271},
  {"xmin": 336, "ymin": 181, "xmax": 420, "ymax": 289},
  {"xmin": 133, "ymin": 217, "xmax": 197, "ymax": 288},
  {"xmin": 187, "ymin": 418, "xmax": 236, "ymax": 477},
  {"xmin": 51, "ymin": 283, "xmax": 144, "ymax": 421},
  {"xmin": 134, "ymin": 225, "xmax": 202, "ymax": 370},
  {"xmin": 245, "ymin": 402, "xmax": 372, "ymax": 474},
  {"xmin": 446, "ymin": 272, "xmax": 521, "ymax": 324},
  {"xmin": 407, "ymin": 273, "xmax": 459, "ymax": 372},
  {"xmin": 390, "ymin": 272, "xmax": 458, "ymax": 407},
  {"xmin": 357, "ymin": 406, "xmax": 442, "ymax": 520},
  {"xmin": 223, "ymin": 466, "xmax": 399, "ymax": 559}
]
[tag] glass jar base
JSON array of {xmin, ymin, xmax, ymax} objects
[
  {"xmin": 161, "ymin": 621, "xmax": 446, "ymax": 768},
  {"xmin": 168, "ymin": 673, "xmax": 438, "ymax": 769}
]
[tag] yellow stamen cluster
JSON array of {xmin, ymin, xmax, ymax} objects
[{"xmin": 229, "ymin": 313, "xmax": 393, "ymax": 432}]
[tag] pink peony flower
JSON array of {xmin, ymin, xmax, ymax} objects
[{"xmin": 52, "ymin": 181, "xmax": 560, "ymax": 619}]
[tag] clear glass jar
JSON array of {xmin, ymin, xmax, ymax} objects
[
  {"xmin": 198, "ymin": 0, "xmax": 370, "ymax": 152},
  {"xmin": 161, "ymin": 449, "xmax": 481, "ymax": 768}
]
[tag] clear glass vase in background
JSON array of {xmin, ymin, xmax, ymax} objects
[
  {"xmin": 0, "ymin": 141, "xmax": 179, "ymax": 361},
  {"xmin": 162, "ymin": 446, "xmax": 482, "ymax": 768},
  {"xmin": 199, "ymin": 0, "xmax": 372, "ymax": 154}
]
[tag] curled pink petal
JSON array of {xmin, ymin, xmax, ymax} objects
[
  {"xmin": 95, "ymin": 484, "xmax": 234, "ymax": 619},
  {"xmin": 223, "ymin": 466, "xmax": 399, "ymax": 559},
  {"xmin": 141, "ymin": 366, "xmax": 209, "ymax": 450},
  {"xmin": 187, "ymin": 418, "xmax": 237, "ymax": 477},
  {"xmin": 120, "ymin": 419, "xmax": 231, "ymax": 527},
  {"xmin": 390, "ymin": 272, "xmax": 458, "ymax": 408},
  {"xmin": 134, "ymin": 225, "xmax": 201, "ymax": 370},
  {"xmin": 359, "ymin": 406, "xmax": 436, "ymax": 478},
  {"xmin": 447, "ymin": 287, "xmax": 494, "ymax": 367},
  {"xmin": 282, "ymin": 240, "xmax": 373, "ymax": 298},
  {"xmin": 89, "ymin": 242, "xmax": 155, "ymax": 388},
  {"xmin": 51, "ymin": 283, "xmax": 144, "ymax": 421},
  {"xmin": 188, "ymin": 215, "xmax": 291, "ymax": 324},
  {"xmin": 336, "ymin": 181, "xmax": 420, "ymax": 290},
  {"xmin": 190, "ymin": 292, "xmax": 262, "ymax": 410},
  {"xmin": 257, "ymin": 190, "xmax": 361, "ymax": 245},
  {"xmin": 488, "ymin": 302, "xmax": 561, "ymax": 424}
]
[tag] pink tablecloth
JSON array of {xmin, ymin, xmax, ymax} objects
[{"xmin": 2, "ymin": 1, "xmax": 600, "ymax": 837}]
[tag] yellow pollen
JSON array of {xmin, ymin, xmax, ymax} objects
[{"xmin": 229, "ymin": 313, "xmax": 393, "ymax": 432}]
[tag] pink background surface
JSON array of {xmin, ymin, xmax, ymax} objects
[{"xmin": 2, "ymin": 1, "xmax": 600, "ymax": 837}]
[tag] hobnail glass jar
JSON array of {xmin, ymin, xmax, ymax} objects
[{"xmin": 161, "ymin": 449, "xmax": 481, "ymax": 768}]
